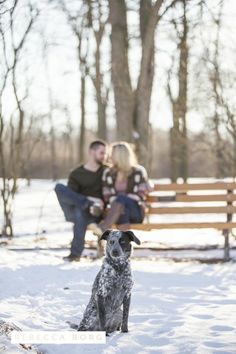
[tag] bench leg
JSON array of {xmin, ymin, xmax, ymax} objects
[{"xmin": 223, "ymin": 229, "xmax": 230, "ymax": 261}]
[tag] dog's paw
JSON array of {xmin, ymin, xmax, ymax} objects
[{"xmin": 121, "ymin": 327, "xmax": 128, "ymax": 333}]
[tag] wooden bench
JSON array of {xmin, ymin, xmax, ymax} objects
[{"xmin": 113, "ymin": 181, "xmax": 236, "ymax": 261}]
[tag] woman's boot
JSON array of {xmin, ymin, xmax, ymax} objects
[{"xmin": 90, "ymin": 201, "xmax": 124, "ymax": 238}]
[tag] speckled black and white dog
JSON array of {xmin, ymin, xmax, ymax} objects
[{"xmin": 77, "ymin": 229, "xmax": 141, "ymax": 335}]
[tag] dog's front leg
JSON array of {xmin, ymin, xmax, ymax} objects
[
  {"xmin": 96, "ymin": 295, "xmax": 107, "ymax": 334},
  {"xmin": 121, "ymin": 293, "xmax": 131, "ymax": 333}
]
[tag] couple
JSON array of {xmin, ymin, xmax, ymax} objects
[{"xmin": 55, "ymin": 140, "xmax": 151, "ymax": 261}]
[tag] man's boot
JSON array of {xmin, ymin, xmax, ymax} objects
[
  {"xmin": 63, "ymin": 254, "xmax": 81, "ymax": 262},
  {"xmin": 97, "ymin": 239, "xmax": 105, "ymax": 259}
]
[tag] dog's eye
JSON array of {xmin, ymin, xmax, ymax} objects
[{"xmin": 109, "ymin": 240, "xmax": 114, "ymax": 244}]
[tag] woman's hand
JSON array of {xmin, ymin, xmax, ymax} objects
[{"xmin": 127, "ymin": 193, "xmax": 140, "ymax": 201}]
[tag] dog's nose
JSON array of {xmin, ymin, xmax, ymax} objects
[{"xmin": 112, "ymin": 250, "xmax": 119, "ymax": 257}]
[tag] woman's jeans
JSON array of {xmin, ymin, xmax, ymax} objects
[
  {"xmin": 54, "ymin": 183, "xmax": 101, "ymax": 256},
  {"xmin": 114, "ymin": 194, "xmax": 144, "ymax": 224}
]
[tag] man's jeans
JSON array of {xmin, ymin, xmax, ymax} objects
[{"xmin": 54, "ymin": 183, "xmax": 101, "ymax": 256}]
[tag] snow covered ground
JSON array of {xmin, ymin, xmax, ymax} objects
[{"xmin": 0, "ymin": 179, "xmax": 236, "ymax": 353}]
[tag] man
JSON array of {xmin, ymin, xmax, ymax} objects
[{"xmin": 54, "ymin": 140, "xmax": 107, "ymax": 261}]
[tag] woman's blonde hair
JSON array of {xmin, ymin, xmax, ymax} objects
[{"xmin": 111, "ymin": 141, "xmax": 137, "ymax": 177}]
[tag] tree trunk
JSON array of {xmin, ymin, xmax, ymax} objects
[
  {"xmin": 109, "ymin": 0, "xmax": 134, "ymax": 142},
  {"xmin": 94, "ymin": 32, "xmax": 107, "ymax": 140},
  {"xmin": 233, "ymin": 137, "xmax": 236, "ymax": 177},
  {"xmin": 109, "ymin": 0, "xmax": 175, "ymax": 168},
  {"xmin": 1, "ymin": 182, "xmax": 14, "ymax": 237},
  {"xmin": 79, "ymin": 74, "xmax": 86, "ymax": 163},
  {"xmin": 170, "ymin": 0, "xmax": 188, "ymax": 182},
  {"xmin": 135, "ymin": 0, "xmax": 156, "ymax": 168},
  {"xmin": 178, "ymin": 0, "xmax": 188, "ymax": 181},
  {"xmin": 170, "ymin": 111, "xmax": 181, "ymax": 182},
  {"xmin": 212, "ymin": 0, "xmax": 224, "ymax": 178}
]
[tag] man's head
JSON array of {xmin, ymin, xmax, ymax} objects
[
  {"xmin": 88, "ymin": 140, "xmax": 107, "ymax": 165},
  {"xmin": 100, "ymin": 229, "xmax": 141, "ymax": 260}
]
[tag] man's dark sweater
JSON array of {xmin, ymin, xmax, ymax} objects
[{"xmin": 67, "ymin": 164, "xmax": 106, "ymax": 199}]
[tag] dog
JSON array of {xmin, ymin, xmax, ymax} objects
[{"xmin": 77, "ymin": 229, "xmax": 141, "ymax": 335}]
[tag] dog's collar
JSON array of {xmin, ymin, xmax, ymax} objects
[{"xmin": 105, "ymin": 255, "xmax": 129, "ymax": 273}]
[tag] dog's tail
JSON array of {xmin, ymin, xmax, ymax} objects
[{"xmin": 66, "ymin": 320, "xmax": 79, "ymax": 330}]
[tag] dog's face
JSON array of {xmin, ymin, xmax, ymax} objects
[{"xmin": 100, "ymin": 230, "xmax": 141, "ymax": 260}]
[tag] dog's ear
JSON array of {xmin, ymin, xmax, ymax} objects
[
  {"xmin": 125, "ymin": 230, "xmax": 141, "ymax": 245},
  {"xmin": 99, "ymin": 229, "xmax": 112, "ymax": 242}
]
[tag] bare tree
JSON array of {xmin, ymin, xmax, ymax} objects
[
  {"xmin": 87, "ymin": 0, "xmax": 109, "ymax": 140},
  {"xmin": 167, "ymin": 0, "xmax": 189, "ymax": 182},
  {"xmin": 40, "ymin": 33, "xmax": 59, "ymax": 180},
  {"xmin": 61, "ymin": 106, "xmax": 76, "ymax": 170},
  {"xmin": 197, "ymin": 0, "xmax": 232, "ymax": 178},
  {"xmin": 0, "ymin": 0, "xmax": 38, "ymax": 236},
  {"xmin": 109, "ymin": 0, "xmax": 177, "ymax": 169},
  {"xmin": 59, "ymin": 0, "xmax": 90, "ymax": 163},
  {"xmin": 109, "ymin": 0, "xmax": 134, "ymax": 143},
  {"xmin": 210, "ymin": 0, "xmax": 225, "ymax": 178}
]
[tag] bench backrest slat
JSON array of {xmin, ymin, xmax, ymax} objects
[
  {"xmin": 147, "ymin": 206, "xmax": 236, "ymax": 214},
  {"xmin": 147, "ymin": 194, "xmax": 236, "ymax": 203},
  {"xmin": 152, "ymin": 182, "xmax": 236, "ymax": 192}
]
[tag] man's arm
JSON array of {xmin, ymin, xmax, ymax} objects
[
  {"xmin": 68, "ymin": 171, "xmax": 104, "ymax": 208},
  {"xmin": 87, "ymin": 197, "xmax": 104, "ymax": 209}
]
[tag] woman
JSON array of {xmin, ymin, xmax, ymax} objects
[{"xmin": 92, "ymin": 141, "xmax": 152, "ymax": 236}]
